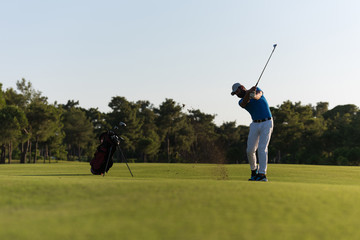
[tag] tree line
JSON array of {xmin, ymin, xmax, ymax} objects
[{"xmin": 0, "ymin": 79, "xmax": 359, "ymax": 166}]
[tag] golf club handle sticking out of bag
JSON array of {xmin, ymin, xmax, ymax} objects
[{"xmin": 254, "ymin": 44, "xmax": 277, "ymax": 89}]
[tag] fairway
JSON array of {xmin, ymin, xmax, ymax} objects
[{"xmin": 1, "ymin": 163, "xmax": 360, "ymax": 240}]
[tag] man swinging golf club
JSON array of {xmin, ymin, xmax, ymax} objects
[
  {"xmin": 231, "ymin": 44, "xmax": 276, "ymax": 181},
  {"xmin": 231, "ymin": 83, "xmax": 273, "ymax": 181}
]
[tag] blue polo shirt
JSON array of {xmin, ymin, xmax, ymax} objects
[{"xmin": 239, "ymin": 87, "xmax": 272, "ymax": 121}]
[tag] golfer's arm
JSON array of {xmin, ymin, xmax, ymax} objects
[
  {"xmin": 240, "ymin": 90, "xmax": 263, "ymax": 108},
  {"xmin": 240, "ymin": 92, "xmax": 251, "ymax": 108}
]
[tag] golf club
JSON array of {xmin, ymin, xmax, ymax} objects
[
  {"xmin": 114, "ymin": 122, "xmax": 126, "ymax": 130},
  {"xmin": 254, "ymin": 44, "xmax": 277, "ymax": 88}
]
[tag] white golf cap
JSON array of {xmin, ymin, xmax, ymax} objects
[{"xmin": 231, "ymin": 83, "xmax": 241, "ymax": 95}]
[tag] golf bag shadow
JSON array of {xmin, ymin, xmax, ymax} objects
[{"xmin": 90, "ymin": 131, "xmax": 118, "ymax": 175}]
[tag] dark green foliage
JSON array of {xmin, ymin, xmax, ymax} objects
[
  {"xmin": 0, "ymin": 83, "xmax": 6, "ymax": 109},
  {"xmin": 62, "ymin": 107, "xmax": 94, "ymax": 161},
  {"xmin": 107, "ymin": 96, "xmax": 142, "ymax": 154},
  {"xmin": 154, "ymin": 99, "xmax": 193, "ymax": 163},
  {"xmin": 187, "ymin": 109, "xmax": 220, "ymax": 163},
  {"xmin": 216, "ymin": 122, "xmax": 249, "ymax": 164},
  {"xmin": 1, "ymin": 79, "xmax": 360, "ymax": 165},
  {"xmin": 27, "ymin": 102, "xmax": 62, "ymax": 162},
  {"xmin": 136, "ymin": 101, "xmax": 161, "ymax": 162},
  {"xmin": 0, "ymin": 105, "xmax": 28, "ymax": 163}
]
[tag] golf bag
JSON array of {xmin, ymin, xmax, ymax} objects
[{"xmin": 90, "ymin": 131, "xmax": 120, "ymax": 175}]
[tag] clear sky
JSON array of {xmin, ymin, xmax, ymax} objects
[{"xmin": 1, "ymin": 0, "xmax": 360, "ymax": 126}]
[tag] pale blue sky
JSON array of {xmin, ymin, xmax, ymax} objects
[{"xmin": 1, "ymin": 0, "xmax": 360, "ymax": 125}]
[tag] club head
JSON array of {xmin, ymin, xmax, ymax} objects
[
  {"xmin": 119, "ymin": 122, "xmax": 127, "ymax": 127},
  {"xmin": 273, "ymin": 44, "xmax": 277, "ymax": 48}
]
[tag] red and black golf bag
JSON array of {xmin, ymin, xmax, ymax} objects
[{"xmin": 90, "ymin": 131, "xmax": 119, "ymax": 175}]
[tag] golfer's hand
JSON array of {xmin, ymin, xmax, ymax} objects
[{"xmin": 248, "ymin": 87, "xmax": 256, "ymax": 98}]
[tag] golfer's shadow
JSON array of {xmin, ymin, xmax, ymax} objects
[{"xmin": 21, "ymin": 174, "xmax": 92, "ymax": 177}]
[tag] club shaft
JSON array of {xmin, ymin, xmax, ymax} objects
[{"xmin": 255, "ymin": 45, "xmax": 277, "ymax": 88}]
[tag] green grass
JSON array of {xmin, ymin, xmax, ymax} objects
[{"xmin": 1, "ymin": 162, "xmax": 360, "ymax": 240}]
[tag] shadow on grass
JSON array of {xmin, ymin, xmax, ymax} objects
[{"xmin": 20, "ymin": 174, "xmax": 92, "ymax": 177}]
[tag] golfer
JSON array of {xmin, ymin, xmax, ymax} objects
[{"xmin": 231, "ymin": 83, "xmax": 273, "ymax": 181}]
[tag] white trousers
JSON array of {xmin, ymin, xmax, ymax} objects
[{"xmin": 247, "ymin": 119, "xmax": 273, "ymax": 174}]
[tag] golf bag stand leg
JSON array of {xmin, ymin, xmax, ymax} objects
[
  {"xmin": 103, "ymin": 145, "xmax": 113, "ymax": 177},
  {"xmin": 117, "ymin": 145, "xmax": 134, "ymax": 177}
]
